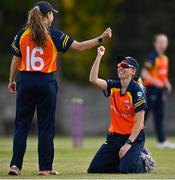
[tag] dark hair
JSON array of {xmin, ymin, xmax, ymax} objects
[{"xmin": 27, "ymin": 6, "xmax": 48, "ymax": 47}]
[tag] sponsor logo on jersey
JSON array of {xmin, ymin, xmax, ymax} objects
[{"xmin": 124, "ymin": 99, "xmax": 131, "ymax": 110}]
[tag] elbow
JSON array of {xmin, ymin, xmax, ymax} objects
[
  {"xmin": 76, "ymin": 45, "xmax": 85, "ymax": 52},
  {"xmin": 74, "ymin": 46, "xmax": 82, "ymax": 52},
  {"xmin": 72, "ymin": 41, "xmax": 84, "ymax": 52},
  {"xmin": 89, "ymin": 76, "xmax": 94, "ymax": 83},
  {"xmin": 77, "ymin": 48, "xmax": 84, "ymax": 52},
  {"xmin": 89, "ymin": 76, "xmax": 96, "ymax": 85}
]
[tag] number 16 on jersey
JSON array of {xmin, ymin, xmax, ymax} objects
[{"xmin": 26, "ymin": 46, "xmax": 45, "ymax": 71}]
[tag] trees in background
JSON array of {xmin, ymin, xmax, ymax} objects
[
  {"xmin": 59, "ymin": 0, "xmax": 120, "ymax": 83},
  {"xmin": 110, "ymin": 0, "xmax": 175, "ymax": 81},
  {"xmin": 0, "ymin": 0, "xmax": 175, "ymax": 83}
]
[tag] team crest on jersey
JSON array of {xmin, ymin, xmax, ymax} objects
[
  {"xmin": 137, "ymin": 91, "xmax": 144, "ymax": 101},
  {"xmin": 137, "ymin": 91, "xmax": 143, "ymax": 97}
]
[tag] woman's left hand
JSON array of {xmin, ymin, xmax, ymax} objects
[
  {"xmin": 119, "ymin": 144, "xmax": 131, "ymax": 159},
  {"xmin": 8, "ymin": 81, "xmax": 16, "ymax": 94},
  {"xmin": 166, "ymin": 82, "xmax": 172, "ymax": 94}
]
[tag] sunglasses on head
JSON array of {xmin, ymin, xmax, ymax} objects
[{"xmin": 117, "ymin": 62, "xmax": 135, "ymax": 69}]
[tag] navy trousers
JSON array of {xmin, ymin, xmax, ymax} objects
[
  {"xmin": 145, "ymin": 86, "xmax": 166, "ymax": 142},
  {"xmin": 10, "ymin": 72, "xmax": 58, "ymax": 171},
  {"xmin": 87, "ymin": 130, "xmax": 146, "ymax": 173}
]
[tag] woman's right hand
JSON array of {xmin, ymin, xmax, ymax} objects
[
  {"xmin": 101, "ymin": 27, "xmax": 112, "ymax": 40},
  {"xmin": 97, "ymin": 46, "xmax": 105, "ymax": 57},
  {"xmin": 8, "ymin": 81, "xmax": 16, "ymax": 94}
]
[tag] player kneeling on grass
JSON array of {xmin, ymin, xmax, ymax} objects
[{"xmin": 87, "ymin": 46, "xmax": 156, "ymax": 173}]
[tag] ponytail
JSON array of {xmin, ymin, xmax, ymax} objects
[
  {"xmin": 136, "ymin": 77, "xmax": 145, "ymax": 92},
  {"xmin": 27, "ymin": 6, "xmax": 48, "ymax": 47}
]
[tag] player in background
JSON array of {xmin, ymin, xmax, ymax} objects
[
  {"xmin": 141, "ymin": 34, "xmax": 175, "ymax": 149},
  {"xmin": 8, "ymin": 1, "xmax": 112, "ymax": 176},
  {"xmin": 87, "ymin": 46, "xmax": 156, "ymax": 173}
]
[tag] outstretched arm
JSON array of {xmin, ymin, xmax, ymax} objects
[
  {"xmin": 89, "ymin": 46, "xmax": 107, "ymax": 90},
  {"xmin": 70, "ymin": 27, "xmax": 112, "ymax": 52}
]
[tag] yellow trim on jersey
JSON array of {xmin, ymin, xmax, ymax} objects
[
  {"xmin": 126, "ymin": 91, "xmax": 133, "ymax": 104},
  {"xmin": 134, "ymin": 99, "xmax": 145, "ymax": 109},
  {"xmin": 134, "ymin": 99, "xmax": 145, "ymax": 107},
  {"xmin": 110, "ymin": 88, "xmax": 120, "ymax": 95},
  {"xmin": 11, "ymin": 43, "xmax": 19, "ymax": 53},
  {"xmin": 144, "ymin": 62, "xmax": 152, "ymax": 68},
  {"xmin": 63, "ymin": 35, "xmax": 69, "ymax": 48},
  {"xmin": 64, "ymin": 35, "xmax": 69, "ymax": 47},
  {"xmin": 110, "ymin": 88, "xmax": 133, "ymax": 105},
  {"xmin": 18, "ymin": 28, "xmax": 30, "ymax": 71},
  {"xmin": 19, "ymin": 28, "xmax": 30, "ymax": 45},
  {"xmin": 48, "ymin": 35, "xmax": 58, "ymax": 73}
]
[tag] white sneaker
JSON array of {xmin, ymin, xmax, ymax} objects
[
  {"xmin": 157, "ymin": 141, "xmax": 175, "ymax": 149},
  {"xmin": 140, "ymin": 149, "xmax": 156, "ymax": 172}
]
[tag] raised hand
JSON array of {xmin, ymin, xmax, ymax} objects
[
  {"xmin": 101, "ymin": 27, "xmax": 112, "ymax": 40},
  {"xmin": 97, "ymin": 46, "xmax": 105, "ymax": 56}
]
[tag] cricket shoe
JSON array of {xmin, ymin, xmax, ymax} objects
[{"xmin": 140, "ymin": 149, "xmax": 156, "ymax": 172}]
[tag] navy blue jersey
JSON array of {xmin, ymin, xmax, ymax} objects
[{"xmin": 143, "ymin": 51, "xmax": 159, "ymax": 70}]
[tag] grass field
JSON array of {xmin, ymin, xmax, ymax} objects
[{"xmin": 0, "ymin": 136, "xmax": 175, "ymax": 179}]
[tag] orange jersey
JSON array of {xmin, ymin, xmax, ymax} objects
[
  {"xmin": 104, "ymin": 79, "xmax": 147, "ymax": 135},
  {"xmin": 143, "ymin": 51, "xmax": 168, "ymax": 86},
  {"xmin": 11, "ymin": 27, "xmax": 74, "ymax": 73}
]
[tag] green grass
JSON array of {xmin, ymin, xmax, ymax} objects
[{"xmin": 0, "ymin": 136, "xmax": 175, "ymax": 179}]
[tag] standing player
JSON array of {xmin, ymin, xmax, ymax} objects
[
  {"xmin": 8, "ymin": 1, "xmax": 112, "ymax": 176},
  {"xmin": 141, "ymin": 34, "xmax": 175, "ymax": 149},
  {"xmin": 87, "ymin": 46, "xmax": 156, "ymax": 173}
]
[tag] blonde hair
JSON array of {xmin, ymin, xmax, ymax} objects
[
  {"xmin": 154, "ymin": 33, "xmax": 168, "ymax": 43},
  {"xmin": 27, "ymin": 6, "xmax": 48, "ymax": 47},
  {"xmin": 137, "ymin": 77, "xmax": 145, "ymax": 91}
]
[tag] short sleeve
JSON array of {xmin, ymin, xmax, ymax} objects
[
  {"xmin": 49, "ymin": 29, "xmax": 74, "ymax": 53},
  {"xmin": 103, "ymin": 80, "xmax": 118, "ymax": 97},
  {"xmin": 143, "ymin": 52, "xmax": 157, "ymax": 70},
  {"xmin": 131, "ymin": 85, "xmax": 147, "ymax": 112},
  {"xmin": 10, "ymin": 29, "xmax": 24, "ymax": 57}
]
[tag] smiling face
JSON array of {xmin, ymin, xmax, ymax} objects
[{"xmin": 117, "ymin": 60, "xmax": 136, "ymax": 80}]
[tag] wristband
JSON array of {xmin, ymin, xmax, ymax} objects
[
  {"xmin": 126, "ymin": 139, "xmax": 133, "ymax": 145},
  {"xmin": 98, "ymin": 37, "xmax": 103, "ymax": 43}
]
